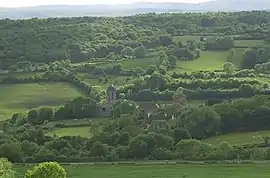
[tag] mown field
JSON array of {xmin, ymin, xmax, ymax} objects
[
  {"xmin": 171, "ymin": 51, "xmax": 229, "ymax": 72},
  {"xmin": 15, "ymin": 164, "xmax": 270, "ymax": 178},
  {"xmin": 204, "ymin": 130, "xmax": 270, "ymax": 146},
  {"xmin": 80, "ymin": 73, "xmax": 136, "ymax": 89},
  {"xmin": 234, "ymin": 40, "xmax": 265, "ymax": 47},
  {"xmin": 46, "ymin": 126, "xmax": 91, "ymax": 138},
  {"xmin": 173, "ymin": 35, "xmax": 202, "ymax": 43},
  {"xmin": 0, "ymin": 82, "xmax": 82, "ymax": 120},
  {"xmin": 45, "ymin": 117, "xmax": 109, "ymax": 138}
]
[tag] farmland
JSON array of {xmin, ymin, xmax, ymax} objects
[
  {"xmin": 2, "ymin": 11, "xmax": 270, "ymax": 177},
  {"xmin": 15, "ymin": 164, "xmax": 270, "ymax": 178},
  {"xmin": 0, "ymin": 82, "xmax": 82, "ymax": 119},
  {"xmin": 204, "ymin": 130, "xmax": 270, "ymax": 146},
  {"xmin": 46, "ymin": 126, "xmax": 91, "ymax": 138}
]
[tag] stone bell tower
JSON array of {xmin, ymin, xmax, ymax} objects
[{"xmin": 107, "ymin": 85, "xmax": 117, "ymax": 103}]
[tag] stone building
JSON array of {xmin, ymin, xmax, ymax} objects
[{"xmin": 99, "ymin": 85, "xmax": 117, "ymax": 117}]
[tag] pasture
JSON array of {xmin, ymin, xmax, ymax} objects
[
  {"xmin": 45, "ymin": 117, "xmax": 110, "ymax": 138},
  {"xmin": 171, "ymin": 51, "xmax": 229, "ymax": 72},
  {"xmin": 173, "ymin": 35, "xmax": 201, "ymax": 43},
  {"xmin": 0, "ymin": 82, "xmax": 82, "ymax": 120},
  {"xmin": 204, "ymin": 130, "xmax": 270, "ymax": 146},
  {"xmin": 80, "ymin": 73, "xmax": 136, "ymax": 89},
  {"xmin": 15, "ymin": 164, "xmax": 270, "ymax": 178},
  {"xmin": 234, "ymin": 40, "xmax": 265, "ymax": 47},
  {"xmin": 98, "ymin": 50, "xmax": 230, "ymax": 73},
  {"xmin": 46, "ymin": 126, "xmax": 91, "ymax": 138}
]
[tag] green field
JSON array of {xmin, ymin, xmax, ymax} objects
[
  {"xmin": 117, "ymin": 56, "xmax": 159, "ymax": 70},
  {"xmin": 0, "ymin": 82, "xmax": 82, "ymax": 120},
  {"xmin": 173, "ymin": 35, "xmax": 201, "ymax": 43},
  {"xmin": 204, "ymin": 130, "xmax": 270, "ymax": 146},
  {"xmin": 45, "ymin": 117, "xmax": 110, "ymax": 137},
  {"xmin": 15, "ymin": 164, "xmax": 270, "ymax": 178},
  {"xmin": 171, "ymin": 51, "xmax": 229, "ymax": 72},
  {"xmin": 80, "ymin": 73, "xmax": 136, "ymax": 89},
  {"xmin": 46, "ymin": 126, "xmax": 91, "ymax": 138},
  {"xmin": 99, "ymin": 50, "xmax": 230, "ymax": 73},
  {"xmin": 234, "ymin": 40, "xmax": 265, "ymax": 47}
]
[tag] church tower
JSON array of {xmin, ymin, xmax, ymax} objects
[{"xmin": 107, "ymin": 85, "xmax": 117, "ymax": 103}]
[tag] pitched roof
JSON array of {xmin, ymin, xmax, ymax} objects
[{"xmin": 138, "ymin": 102, "xmax": 159, "ymax": 112}]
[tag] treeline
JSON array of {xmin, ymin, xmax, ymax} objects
[
  {"xmin": 126, "ymin": 86, "xmax": 263, "ymax": 101},
  {"xmin": 171, "ymin": 69, "xmax": 257, "ymax": 79},
  {"xmin": 2, "ymin": 96, "xmax": 270, "ymax": 163},
  {"xmin": 119, "ymin": 72, "xmax": 268, "ymax": 101},
  {"xmin": 1, "ymin": 11, "xmax": 270, "ymax": 69}
]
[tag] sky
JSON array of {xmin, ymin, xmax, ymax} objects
[{"xmin": 0, "ymin": 0, "xmax": 210, "ymax": 7}]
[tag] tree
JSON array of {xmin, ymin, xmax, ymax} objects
[
  {"xmin": 158, "ymin": 51, "xmax": 169, "ymax": 67},
  {"xmin": 146, "ymin": 65, "xmax": 156, "ymax": 75},
  {"xmin": 36, "ymin": 107, "xmax": 54, "ymax": 124},
  {"xmin": 178, "ymin": 107, "xmax": 221, "ymax": 139},
  {"xmin": 176, "ymin": 139, "xmax": 213, "ymax": 160},
  {"xmin": 159, "ymin": 35, "xmax": 173, "ymax": 46},
  {"xmin": 25, "ymin": 162, "xmax": 66, "ymax": 178},
  {"xmin": 228, "ymin": 49, "xmax": 236, "ymax": 61},
  {"xmin": 193, "ymin": 49, "xmax": 201, "ymax": 58},
  {"xmin": 173, "ymin": 48, "xmax": 195, "ymax": 60},
  {"xmin": 91, "ymin": 141, "xmax": 109, "ymax": 157},
  {"xmin": 168, "ymin": 55, "xmax": 177, "ymax": 66},
  {"xmin": 205, "ymin": 36, "xmax": 234, "ymax": 50},
  {"xmin": 158, "ymin": 65, "xmax": 167, "ymax": 75},
  {"xmin": 238, "ymin": 84, "xmax": 255, "ymax": 97},
  {"xmin": 165, "ymin": 27, "xmax": 176, "ymax": 35},
  {"xmin": 0, "ymin": 142, "xmax": 22, "ymax": 162},
  {"xmin": 134, "ymin": 46, "xmax": 146, "ymax": 58},
  {"xmin": 117, "ymin": 132, "xmax": 130, "ymax": 146},
  {"xmin": 216, "ymin": 141, "xmax": 234, "ymax": 160},
  {"xmin": 263, "ymin": 136, "xmax": 270, "ymax": 145},
  {"xmin": 0, "ymin": 158, "xmax": 15, "ymax": 178},
  {"xmin": 223, "ymin": 62, "xmax": 235, "ymax": 74},
  {"xmin": 27, "ymin": 109, "xmax": 38, "ymax": 124},
  {"xmin": 254, "ymin": 64, "xmax": 263, "ymax": 73},
  {"xmin": 121, "ymin": 46, "xmax": 133, "ymax": 58},
  {"xmin": 113, "ymin": 100, "xmax": 138, "ymax": 118},
  {"xmin": 173, "ymin": 87, "xmax": 186, "ymax": 105}
]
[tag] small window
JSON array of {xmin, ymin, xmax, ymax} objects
[{"xmin": 102, "ymin": 107, "xmax": 106, "ymax": 112}]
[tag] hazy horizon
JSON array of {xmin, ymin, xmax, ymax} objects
[{"xmin": 0, "ymin": 0, "xmax": 210, "ymax": 8}]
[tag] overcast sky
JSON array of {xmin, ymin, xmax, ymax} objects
[{"xmin": 1, "ymin": 0, "xmax": 210, "ymax": 7}]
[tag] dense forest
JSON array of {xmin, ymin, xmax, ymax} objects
[{"xmin": 1, "ymin": 11, "xmax": 270, "ymax": 69}]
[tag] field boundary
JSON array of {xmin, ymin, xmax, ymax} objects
[{"xmin": 15, "ymin": 160, "xmax": 270, "ymax": 166}]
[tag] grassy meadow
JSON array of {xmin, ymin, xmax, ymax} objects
[
  {"xmin": 46, "ymin": 126, "xmax": 91, "ymax": 138},
  {"xmin": 15, "ymin": 164, "xmax": 270, "ymax": 178},
  {"xmin": 234, "ymin": 40, "xmax": 265, "ymax": 47},
  {"xmin": 45, "ymin": 117, "xmax": 110, "ymax": 138},
  {"xmin": 97, "ymin": 50, "xmax": 231, "ymax": 73},
  {"xmin": 204, "ymin": 130, "xmax": 270, "ymax": 146},
  {"xmin": 173, "ymin": 35, "xmax": 201, "ymax": 43},
  {"xmin": 171, "ymin": 51, "xmax": 229, "ymax": 72},
  {"xmin": 80, "ymin": 73, "xmax": 136, "ymax": 89},
  {"xmin": 0, "ymin": 82, "xmax": 82, "ymax": 120}
]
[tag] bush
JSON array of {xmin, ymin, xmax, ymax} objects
[{"xmin": 25, "ymin": 162, "xmax": 66, "ymax": 178}]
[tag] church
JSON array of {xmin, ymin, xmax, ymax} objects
[
  {"xmin": 98, "ymin": 85, "xmax": 117, "ymax": 117},
  {"xmin": 97, "ymin": 85, "xmax": 173, "ymax": 122}
]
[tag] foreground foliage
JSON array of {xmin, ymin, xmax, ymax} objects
[
  {"xmin": 0, "ymin": 158, "xmax": 15, "ymax": 178},
  {"xmin": 25, "ymin": 162, "xmax": 66, "ymax": 178}
]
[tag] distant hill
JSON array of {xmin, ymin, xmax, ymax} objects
[{"xmin": 0, "ymin": 0, "xmax": 270, "ymax": 19}]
